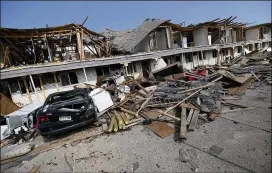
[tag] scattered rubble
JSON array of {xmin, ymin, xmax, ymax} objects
[{"xmin": 0, "ymin": 47, "xmax": 271, "ymax": 167}]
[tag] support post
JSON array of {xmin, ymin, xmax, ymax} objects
[
  {"xmin": 44, "ymin": 35, "xmax": 52, "ymax": 62},
  {"xmin": 29, "ymin": 75, "xmax": 36, "ymax": 93},
  {"xmin": 83, "ymin": 67, "xmax": 88, "ymax": 82},
  {"xmin": 124, "ymin": 63, "xmax": 128, "ymax": 76},
  {"xmin": 22, "ymin": 77, "xmax": 32, "ymax": 104},
  {"xmin": 217, "ymin": 49, "xmax": 221, "ymax": 66},
  {"xmin": 39, "ymin": 75, "xmax": 46, "ymax": 100},
  {"xmin": 53, "ymin": 73, "xmax": 60, "ymax": 92},
  {"xmin": 231, "ymin": 47, "xmax": 235, "ymax": 59},
  {"xmin": 76, "ymin": 31, "xmax": 83, "ymax": 60},
  {"xmin": 31, "ymin": 38, "xmax": 37, "ymax": 64}
]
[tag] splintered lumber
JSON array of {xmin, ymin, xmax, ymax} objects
[
  {"xmin": 136, "ymin": 93, "xmax": 154, "ymax": 116},
  {"xmin": 119, "ymin": 107, "xmax": 137, "ymax": 117},
  {"xmin": 135, "ymin": 90, "xmax": 146, "ymax": 97},
  {"xmin": 107, "ymin": 115, "xmax": 115, "ymax": 132},
  {"xmin": 180, "ymin": 102, "xmax": 198, "ymax": 110},
  {"xmin": 186, "ymin": 109, "xmax": 194, "ymax": 124},
  {"xmin": 188, "ymin": 109, "xmax": 199, "ymax": 131},
  {"xmin": 165, "ymin": 88, "xmax": 202, "ymax": 114},
  {"xmin": 156, "ymin": 111, "xmax": 181, "ymax": 121},
  {"xmin": 124, "ymin": 112, "xmax": 131, "ymax": 121},
  {"xmin": 180, "ymin": 107, "xmax": 187, "ymax": 139},
  {"xmin": 113, "ymin": 116, "xmax": 118, "ymax": 132},
  {"xmin": 114, "ymin": 110, "xmax": 125, "ymax": 129},
  {"xmin": 120, "ymin": 112, "xmax": 129, "ymax": 125},
  {"xmin": 128, "ymin": 118, "xmax": 142, "ymax": 124},
  {"xmin": 125, "ymin": 120, "xmax": 142, "ymax": 129},
  {"xmin": 134, "ymin": 81, "xmax": 148, "ymax": 94}
]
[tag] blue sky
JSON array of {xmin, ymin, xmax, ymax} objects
[{"xmin": 1, "ymin": 1, "xmax": 271, "ymax": 32}]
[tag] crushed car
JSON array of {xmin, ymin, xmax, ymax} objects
[{"xmin": 36, "ymin": 88, "xmax": 97, "ymax": 136}]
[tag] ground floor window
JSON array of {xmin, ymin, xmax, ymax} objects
[
  {"xmin": 212, "ymin": 50, "xmax": 217, "ymax": 58},
  {"xmin": 60, "ymin": 72, "xmax": 78, "ymax": 86}
]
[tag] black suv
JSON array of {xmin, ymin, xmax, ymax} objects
[{"xmin": 36, "ymin": 88, "xmax": 96, "ymax": 136}]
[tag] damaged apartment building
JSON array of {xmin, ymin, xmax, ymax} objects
[{"xmin": 0, "ymin": 17, "xmax": 271, "ymax": 107}]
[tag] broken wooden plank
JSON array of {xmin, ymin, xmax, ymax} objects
[
  {"xmin": 156, "ymin": 111, "xmax": 181, "ymax": 121},
  {"xmin": 120, "ymin": 112, "xmax": 129, "ymax": 125},
  {"xmin": 165, "ymin": 88, "xmax": 202, "ymax": 114},
  {"xmin": 180, "ymin": 102, "xmax": 199, "ymax": 110},
  {"xmin": 134, "ymin": 81, "xmax": 148, "ymax": 94},
  {"xmin": 180, "ymin": 107, "xmax": 187, "ymax": 139},
  {"xmin": 136, "ymin": 93, "xmax": 154, "ymax": 116},
  {"xmin": 188, "ymin": 109, "xmax": 199, "ymax": 131},
  {"xmin": 186, "ymin": 109, "xmax": 194, "ymax": 124},
  {"xmin": 119, "ymin": 107, "xmax": 137, "ymax": 117},
  {"xmin": 147, "ymin": 121, "xmax": 174, "ymax": 139},
  {"xmin": 114, "ymin": 110, "xmax": 125, "ymax": 129},
  {"xmin": 107, "ymin": 114, "xmax": 115, "ymax": 133}
]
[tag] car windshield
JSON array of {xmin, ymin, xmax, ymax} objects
[{"xmin": 47, "ymin": 92, "xmax": 85, "ymax": 105}]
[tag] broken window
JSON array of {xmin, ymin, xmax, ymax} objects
[
  {"xmin": 103, "ymin": 66, "xmax": 110, "ymax": 76},
  {"xmin": 96, "ymin": 68, "xmax": 103, "ymax": 76},
  {"xmin": 254, "ymin": 43, "xmax": 258, "ymax": 50},
  {"xmin": 60, "ymin": 74, "xmax": 70, "ymax": 86},
  {"xmin": 0, "ymin": 82, "xmax": 12, "ymax": 98},
  {"xmin": 185, "ymin": 53, "xmax": 192, "ymax": 63},
  {"xmin": 222, "ymin": 49, "xmax": 226, "ymax": 56},
  {"xmin": 110, "ymin": 64, "xmax": 122, "ymax": 74},
  {"xmin": 18, "ymin": 79, "xmax": 33, "ymax": 94},
  {"xmin": 238, "ymin": 47, "xmax": 242, "ymax": 53},
  {"xmin": 212, "ymin": 50, "xmax": 217, "ymax": 58},
  {"xmin": 133, "ymin": 62, "xmax": 139, "ymax": 72},
  {"xmin": 163, "ymin": 58, "xmax": 168, "ymax": 65},
  {"xmin": 69, "ymin": 72, "xmax": 78, "ymax": 84},
  {"xmin": 248, "ymin": 44, "xmax": 253, "ymax": 51},
  {"xmin": 9, "ymin": 80, "xmax": 20, "ymax": 94},
  {"xmin": 199, "ymin": 52, "xmax": 203, "ymax": 60},
  {"xmin": 127, "ymin": 62, "xmax": 135, "ymax": 74},
  {"xmin": 60, "ymin": 72, "xmax": 78, "ymax": 86},
  {"xmin": 32, "ymin": 76, "xmax": 42, "ymax": 91},
  {"xmin": 175, "ymin": 56, "xmax": 181, "ymax": 62}
]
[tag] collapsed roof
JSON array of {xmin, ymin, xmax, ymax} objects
[
  {"xmin": 0, "ymin": 23, "xmax": 109, "ymax": 69},
  {"xmin": 187, "ymin": 16, "xmax": 249, "ymax": 29},
  {"xmin": 102, "ymin": 18, "xmax": 190, "ymax": 54}
]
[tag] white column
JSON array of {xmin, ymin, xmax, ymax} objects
[{"xmin": 83, "ymin": 68, "xmax": 88, "ymax": 82}]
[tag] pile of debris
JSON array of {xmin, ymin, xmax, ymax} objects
[
  {"xmin": 0, "ymin": 48, "xmax": 271, "ymax": 164},
  {"xmin": 100, "ymin": 48, "xmax": 271, "ymax": 140}
]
